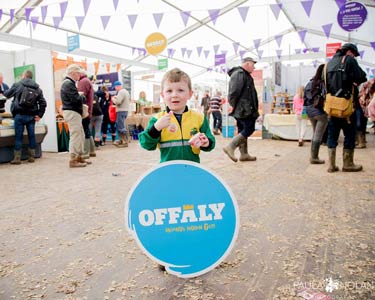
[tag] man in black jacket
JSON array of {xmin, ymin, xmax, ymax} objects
[
  {"xmin": 4, "ymin": 70, "xmax": 47, "ymax": 164},
  {"xmin": 223, "ymin": 57, "xmax": 259, "ymax": 162},
  {"xmin": 325, "ymin": 43, "xmax": 367, "ymax": 172}
]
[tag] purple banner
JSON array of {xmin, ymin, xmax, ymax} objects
[
  {"xmin": 153, "ymin": 13, "xmax": 163, "ymax": 28},
  {"xmin": 337, "ymin": 2, "xmax": 367, "ymax": 31},
  {"xmin": 180, "ymin": 11, "xmax": 190, "ymax": 27},
  {"xmin": 75, "ymin": 16, "xmax": 85, "ymax": 30},
  {"xmin": 322, "ymin": 23, "xmax": 333, "ymax": 38},
  {"xmin": 208, "ymin": 9, "xmax": 220, "ymax": 25},
  {"xmin": 41, "ymin": 5, "xmax": 48, "ymax": 23},
  {"xmin": 128, "ymin": 14, "xmax": 137, "ymax": 29},
  {"xmin": 101, "ymin": 16, "xmax": 110, "ymax": 30},
  {"xmin": 215, "ymin": 53, "xmax": 226, "ymax": 66},
  {"xmin": 301, "ymin": 0, "xmax": 314, "ymax": 17},
  {"xmin": 270, "ymin": 3, "xmax": 282, "ymax": 20},
  {"xmin": 237, "ymin": 6, "xmax": 249, "ymax": 22}
]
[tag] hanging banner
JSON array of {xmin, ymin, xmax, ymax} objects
[
  {"xmin": 145, "ymin": 32, "xmax": 167, "ymax": 56},
  {"xmin": 337, "ymin": 2, "xmax": 367, "ymax": 31},
  {"xmin": 158, "ymin": 58, "xmax": 168, "ymax": 70},
  {"xmin": 125, "ymin": 161, "xmax": 239, "ymax": 278},
  {"xmin": 67, "ymin": 34, "xmax": 80, "ymax": 52},
  {"xmin": 214, "ymin": 53, "xmax": 226, "ymax": 66},
  {"xmin": 326, "ymin": 42, "xmax": 342, "ymax": 58}
]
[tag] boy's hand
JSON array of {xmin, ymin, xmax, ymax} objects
[
  {"xmin": 154, "ymin": 113, "xmax": 171, "ymax": 131},
  {"xmin": 199, "ymin": 133, "xmax": 209, "ymax": 148}
]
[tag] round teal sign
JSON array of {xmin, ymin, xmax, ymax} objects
[{"xmin": 125, "ymin": 161, "xmax": 239, "ymax": 278}]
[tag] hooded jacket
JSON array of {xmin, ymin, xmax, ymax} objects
[
  {"xmin": 4, "ymin": 78, "xmax": 46, "ymax": 118},
  {"xmin": 227, "ymin": 66, "xmax": 259, "ymax": 119}
]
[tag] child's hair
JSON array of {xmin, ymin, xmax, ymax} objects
[
  {"xmin": 161, "ymin": 68, "xmax": 192, "ymax": 91},
  {"xmin": 297, "ymin": 85, "xmax": 304, "ymax": 98}
]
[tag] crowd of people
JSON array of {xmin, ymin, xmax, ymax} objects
[{"xmin": 1, "ymin": 43, "xmax": 374, "ymax": 172}]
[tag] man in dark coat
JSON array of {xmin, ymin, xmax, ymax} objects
[
  {"xmin": 325, "ymin": 43, "xmax": 367, "ymax": 172},
  {"xmin": 223, "ymin": 57, "xmax": 259, "ymax": 162},
  {"xmin": 4, "ymin": 70, "xmax": 47, "ymax": 164}
]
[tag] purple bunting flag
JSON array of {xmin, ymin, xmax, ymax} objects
[
  {"xmin": 180, "ymin": 11, "xmax": 190, "ymax": 27},
  {"xmin": 153, "ymin": 13, "xmax": 163, "ymax": 29},
  {"xmin": 196, "ymin": 46, "xmax": 203, "ymax": 57},
  {"xmin": 113, "ymin": 0, "xmax": 119, "ymax": 11},
  {"xmin": 187, "ymin": 50, "xmax": 192, "ymax": 58},
  {"xmin": 257, "ymin": 49, "xmax": 263, "ymax": 59},
  {"xmin": 275, "ymin": 34, "xmax": 283, "ymax": 47},
  {"xmin": 75, "ymin": 16, "xmax": 85, "ymax": 30},
  {"xmin": 213, "ymin": 45, "xmax": 220, "ymax": 54},
  {"xmin": 204, "ymin": 50, "xmax": 210, "ymax": 59},
  {"xmin": 372, "ymin": 69, "xmax": 375, "ymax": 76},
  {"xmin": 83, "ymin": 0, "xmax": 91, "ymax": 16},
  {"xmin": 60, "ymin": 1, "xmax": 68, "ymax": 20},
  {"xmin": 270, "ymin": 3, "xmax": 282, "ymax": 20},
  {"xmin": 335, "ymin": 0, "xmax": 346, "ymax": 8},
  {"xmin": 313, "ymin": 60, "xmax": 318, "ymax": 68},
  {"xmin": 25, "ymin": 8, "xmax": 33, "ymax": 24},
  {"xmin": 128, "ymin": 14, "xmax": 137, "ymax": 29},
  {"xmin": 239, "ymin": 50, "xmax": 246, "ymax": 59},
  {"xmin": 301, "ymin": 0, "xmax": 314, "ymax": 17},
  {"xmin": 41, "ymin": 5, "xmax": 48, "ymax": 23},
  {"xmin": 359, "ymin": 50, "xmax": 364, "ymax": 59},
  {"xmin": 208, "ymin": 9, "xmax": 220, "ymax": 25},
  {"xmin": 253, "ymin": 38, "xmax": 261, "ymax": 50},
  {"xmin": 312, "ymin": 47, "xmax": 319, "ymax": 53},
  {"xmin": 237, "ymin": 6, "xmax": 249, "ymax": 22},
  {"xmin": 31, "ymin": 16, "xmax": 38, "ymax": 30},
  {"xmin": 295, "ymin": 48, "xmax": 301, "ymax": 54},
  {"xmin": 276, "ymin": 49, "xmax": 282, "ymax": 60},
  {"xmin": 181, "ymin": 48, "xmax": 187, "ymax": 58},
  {"xmin": 167, "ymin": 48, "xmax": 175, "ymax": 58},
  {"xmin": 132, "ymin": 47, "xmax": 136, "ymax": 56},
  {"xmin": 10, "ymin": 9, "xmax": 15, "ymax": 23},
  {"xmin": 0, "ymin": 9, "xmax": 2, "ymax": 22},
  {"xmin": 53, "ymin": 16, "xmax": 61, "ymax": 30},
  {"xmin": 298, "ymin": 29, "xmax": 307, "ymax": 43},
  {"xmin": 370, "ymin": 42, "xmax": 375, "ymax": 51},
  {"xmin": 101, "ymin": 16, "xmax": 110, "ymax": 30},
  {"xmin": 322, "ymin": 23, "xmax": 333, "ymax": 38},
  {"xmin": 233, "ymin": 42, "xmax": 239, "ymax": 54}
]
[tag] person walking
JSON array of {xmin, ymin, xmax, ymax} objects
[
  {"xmin": 325, "ymin": 43, "xmax": 367, "ymax": 172},
  {"xmin": 293, "ymin": 86, "xmax": 307, "ymax": 146},
  {"xmin": 0, "ymin": 72, "xmax": 10, "ymax": 113},
  {"xmin": 112, "ymin": 81, "xmax": 130, "ymax": 147},
  {"xmin": 97, "ymin": 86, "xmax": 116, "ymax": 145},
  {"xmin": 200, "ymin": 90, "xmax": 211, "ymax": 122},
  {"xmin": 78, "ymin": 72, "xmax": 96, "ymax": 158},
  {"xmin": 223, "ymin": 57, "xmax": 259, "ymax": 162},
  {"xmin": 209, "ymin": 90, "xmax": 223, "ymax": 135},
  {"xmin": 60, "ymin": 64, "xmax": 88, "ymax": 168},
  {"xmin": 304, "ymin": 64, "xmax": 328, "ymax": 164},
  {"xmin": 4, "ymin": 70, "xmax": 47, "ymax": 164}
]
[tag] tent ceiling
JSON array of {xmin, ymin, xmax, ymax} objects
[{"xmin": 0, "ymin": 0, "xmax": 374, "ymax": 79}]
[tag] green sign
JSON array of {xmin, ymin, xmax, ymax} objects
[
  {"xmin": 14, "ymin": 64, "xmax": 35, "ymax": 82},
  {"xmin": 158, "ymin": 58, "xmax": 168, "ymax": 70}
]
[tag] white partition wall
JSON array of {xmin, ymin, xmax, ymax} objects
[{"xmin": 14, "ymin": 48, "xmax": 58, "ymax": 152}]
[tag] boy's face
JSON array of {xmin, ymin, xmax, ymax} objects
[{"xmin": 161, "ymin": 79, "xmax": 193, "ymax": 114}]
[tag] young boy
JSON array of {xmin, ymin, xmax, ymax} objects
[{"xmin": 139, "ymin": 68, "xmax": 215, "ymax": 163}]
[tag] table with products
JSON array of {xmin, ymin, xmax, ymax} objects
[
  {"xmin": 0, "ymin": 115, "xmax": 48, "ymax": 163},
  {"xmin": 263, "ymin": 114, "xmax": 313, "ymax": 140}
]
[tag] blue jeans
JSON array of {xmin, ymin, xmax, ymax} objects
[
  {"xmin": 327, "ymin": 115, "xmax": 356, "ymax": 149},
  {"xmin": 235, "ymin": 117, "xmax": 256, "ymax": 138},
  {"xmin": 14, "ymin": 114, "xmax": 36, "ymax": 151},
  {"xmin": 116, "ymin": 111, "xmax": 128, "ymax": 134}
]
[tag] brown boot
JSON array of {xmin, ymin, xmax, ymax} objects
[
  {"xmin": 69, "ymin": 155, "xmax": 87, "ymax": 168},
  {"xmin": 327, "ymin": 148, "xmax": 339, "ymax": 173},
  {"xmin": 78, "ymin": 155, "xmax": 92, "ymax": 165},
  {"xmin": 10, "ymin": 150, "xmax": 22, "ymax": 165},
  {"xmin": 342, "ymin": 149, "xmax": 362, "ymax": 172},
  {"xmin": 355, "ymin": 132, "xmax": 366, "ymax": 149},
  {"xmin": 28, "ymin": 148, "xmax": 36, "ymax": 163},
  {"xmin": 223, "ymin": 135, "xmax": 246, "ymax": 162},
  {"xmin": 239, "ymin": 139, "xmax": 256, "ymax": 161},
  {"xmin": 114, "ymin": 133, "xmax": 128, "ymax": 148}
]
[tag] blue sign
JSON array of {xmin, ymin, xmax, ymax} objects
[
  {"xmin": 337, "ymin": 2, "xmax": 367, "ymax": 32},
  {"xmin": 125, "ymin": 161, "xmax": 239, "ymax": 278},
  {"xmin": 67, "ymin": 34, "xmax": 80, "ymax": 52}
]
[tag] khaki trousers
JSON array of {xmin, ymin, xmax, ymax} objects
[{"xmin": 63, "ymin": 110, "xmax": 84, "ymax": 157}]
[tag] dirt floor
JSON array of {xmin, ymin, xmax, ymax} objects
[{"xmin": 0, "ymin": 133, "xmax": 374, "ymax": 300}]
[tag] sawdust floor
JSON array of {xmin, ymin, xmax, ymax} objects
[{"xmin": 1, "ymin": 133, "xmax": 374, "ymax": 300}]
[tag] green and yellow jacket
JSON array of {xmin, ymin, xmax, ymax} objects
[{"xmin": 139, "ymin": 107, "xmax": 215, "ymax": 163}]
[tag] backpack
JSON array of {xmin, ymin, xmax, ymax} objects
[
  {"xmin": 19, "ymin": 85, "xmax": 39, "ymax": 107},
  {"xmin": 323, "ymin": 57, "xmax": 354, "ymax": 120}
]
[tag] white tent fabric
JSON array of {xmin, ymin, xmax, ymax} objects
[{"xmin": 0, "ymin": 0, "xmax": 374, "ymax": 79}]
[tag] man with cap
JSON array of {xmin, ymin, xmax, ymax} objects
[
  {"xmin": 325, "ymin": 43, "xmax": 367, "ymax": 172},
  {"xmin": 223, "ymin": 57, "xmax": 259, "ymax": 162},
  {"xmin": 112, "ymin": 81, "xmax": 130, "ymax": 147}
]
